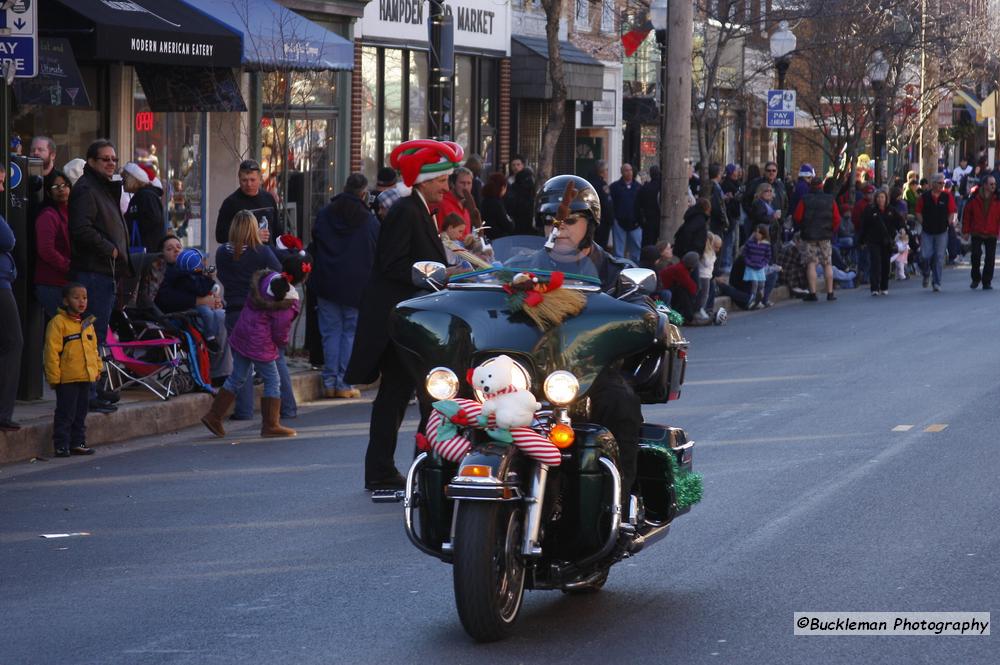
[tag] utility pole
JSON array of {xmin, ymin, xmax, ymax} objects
[{"xmin": 660, "ymin": 0, "xmax": 693, "ymax": 243}]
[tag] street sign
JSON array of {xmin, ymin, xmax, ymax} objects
[
  {"xmin": 0, "ymin": 0, "xmax": 37, "ymax": 78},
  {"xmin": 766, "ymin": 89, "xmax": 796, "ymax": 129}
]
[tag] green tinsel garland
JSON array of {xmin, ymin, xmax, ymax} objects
[{"xmin": 666, "ymin": 450, "xmax": 704, "ymax": 509}]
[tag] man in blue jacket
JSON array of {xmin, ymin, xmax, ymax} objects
[
  {"xmin": 309, "ymin": 173, "xmax": 380, "ymax": 399},
  {"xmin": 609, "ymin": 163, "xmax": 641, "ymax": 262}
]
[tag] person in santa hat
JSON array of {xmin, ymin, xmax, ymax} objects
[
  {"xmin": 122, "ymin": 161, "xmax": 166, "ymax": 254},
  {"xmin": 345, "ymin": 139, "xmax": 461, "ymax": 491}
]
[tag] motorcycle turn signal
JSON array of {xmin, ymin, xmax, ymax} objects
[{"xmin": 549, "ymin": 423, "xmax": 575, "ymax": 448}]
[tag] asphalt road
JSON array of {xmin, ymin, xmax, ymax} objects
[{"xmin": 1, "ymin": 266, "xmax": 997, "ymax": 664}]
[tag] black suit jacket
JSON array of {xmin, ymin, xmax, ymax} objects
[{"xmin": 345, "ymin": 193, "xmax": 447, "ymax": 384}]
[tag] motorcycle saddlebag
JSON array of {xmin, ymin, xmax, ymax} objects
[{"xmin": 637, "ymin": 423, "xmax": 694, "ymax": 522}]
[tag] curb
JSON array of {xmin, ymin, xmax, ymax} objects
[{"xmin": 0, "ymin": 372, "xmax": 323, "ymax": 465}]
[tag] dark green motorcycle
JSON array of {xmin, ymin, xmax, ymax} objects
[{"xmin": 373, "ymin": 237, "xmax": 701, "ymax": 642}]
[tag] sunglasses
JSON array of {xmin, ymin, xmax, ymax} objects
[
  {"xmin": 50, "ymin": 183, "xmax": 70, "ymax": 191},
  {"xmin": 765, "ymin": 168, "xmax": 777, "ymax": 172},
  {"xmin": 97, "ymin": 156, "xmax": 118, "ymax": 163}
]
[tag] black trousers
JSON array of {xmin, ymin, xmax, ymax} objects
[
  {"xmin": 867, "ymin": 243, "xmax": 891, "ymax": 292},
  {"xmin": 53, "ymin": 382, "xmax": 91, "ymax": 452},
  {"xmin": 0, "ymin": 288, "xmax": 22, "ymax": 422},
  {"xmin": 588, "ymin": 369, "xmax": 642, "ymax": 499},
  {"xmin": 364, "ymin": 345, "xmax": 430, "ymax": 483},
  {"xmin": 971, "ymin": 236, "xmax": 997, "ymax": 286}
]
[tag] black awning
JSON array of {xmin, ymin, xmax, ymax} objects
[
  {"xmin": 42, "ymin": 0, "xmax": 242, "ymax": 68},
  {"xmin": 13, "ymin": 38, "xmax": 92, "ymax": 108},
  {"xmin": 135, "ymin": 64, "xmax": 246, "ymax": 113},
  {"xmin": 510, "ymin": 35, "xmax": 603, "ymax": 102}
]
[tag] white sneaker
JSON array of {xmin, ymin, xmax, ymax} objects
[
  {"xmin": 694, "ymin": 308, "xmax": 709, "ymax": 321},
  {"xmin": 714, "ymin": 308, "xmax": 728, "ymax": 325}
]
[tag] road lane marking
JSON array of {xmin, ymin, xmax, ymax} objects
[
  {"xmin": 892, "ymin": 425, "xmax": 914, "ymax": 432},
  {"xmin": 924, "ymin": 423, "xmax": 948, "ymax": 432},
  {"xmin": 0, "ymin": 463, "xmax": 357, "ymax": 489},
  {"xmin": 699, "ymin": 432, "xmax": 873, "ymax": 446},
  {"xmin": 684, "ymin": 374, "xmax": 824, "ymax": 386}
]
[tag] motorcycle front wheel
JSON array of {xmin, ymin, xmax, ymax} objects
[{"xmin": 452, "ymin": 501, "xmax": 526, "ymax": 642}]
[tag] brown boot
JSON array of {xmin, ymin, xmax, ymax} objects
[
  {"xmin": 260, "ymin": 397, "xmax": 296, "ymax": 437},
  {"xmin": 201, "ymin": 388, "xmax": 236, "ymax": 437}
]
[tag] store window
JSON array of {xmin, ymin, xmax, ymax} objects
[
  {"xmin": 12, "ymin": 64, "xmax": 102, "ymax": 173},
  {"xmin": 454, "ymin": 55, "xmax": 473, "ymax": 152},
  {"xmin": 133, "ymin": 74, "xmax": 205, "ymax": 248},
  {"xmin": 361, "ymin": 46, "xmax": 500, "ymax": 175},
  {"xmin": 261, "ymin": 70, "xmax": 339, "ymax": 239},
  {"xmin": 408, "ymin": 54, "xmax": 428, "ymax": 140}
]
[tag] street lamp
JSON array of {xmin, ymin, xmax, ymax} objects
[
  {"xmin": 651, "ymin": 0, "xmax": 668, "ymax": 191},
  {"xmin": 868, "ymin": 49, "xmax": 890, "ymax": 186},
  {"xmin": 770, "ymin": 21, "xmax": 796, "ymax": 180}
]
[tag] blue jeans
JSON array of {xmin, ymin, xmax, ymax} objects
[
  {"xmin": 73, "ymin": 271, "xmax": 116, "ymax": 343},
  {"xmin": 35, "ymin": 284, "xmax": 64, "ymax": 320},
  {"xmin": 611, "ymin": 222, "xmax": 642, "ymax": 263},
  {"xmin": 225, "ymin": 309, "xmax": 297, "ymax": 419},
  {"xmin": 719, "ymin": 221, "xmax": 738, "ymax": 272},
  {"xmin": 224, "ymin": 350, "xmax": 280, "ymax": 399},
  {"xmin": 194, "ymin": 304, "xmax": 221, "ymax": 340},
  {"xmin": 316, "ymin": 298, "xmax": 358, "ymax": 391},
  {"xmin": 921, "ymin": 230, "xmax": 948, "ymax": 287}
]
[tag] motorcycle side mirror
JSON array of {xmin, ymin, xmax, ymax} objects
[
  {"xmin": 412, "ymin": 261, "xmax": 448, "ymax": 291},
  {"xmin": 617, "ymin": 268, "xmax": 658, "ymax": 298}
]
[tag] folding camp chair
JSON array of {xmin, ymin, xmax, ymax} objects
[{"xmin": 103, "ymin": 329, "xmax": 185, "ymax": 400}]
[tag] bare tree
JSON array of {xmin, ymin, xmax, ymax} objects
[{"xmin": 536, "ymin": 0, "xmax": 569, "ymax": 187}]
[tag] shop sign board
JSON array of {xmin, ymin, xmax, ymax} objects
[
  {"xmin": 0, "ymin": 0, "xmax": 38, "ymax": 78},
  {"xmin": 361, "ymin": 0, "xmax": 511, "ymax": 55},
  {"xmin": 766, "ymin": 89, "xmax": 795, "ymax": 129}
]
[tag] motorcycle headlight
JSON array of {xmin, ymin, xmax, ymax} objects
[
  {"xmin": 543, "ymin": 370, "xmax": 579, "ymax": 406},
  {"xmin": 426, "ymin": 367, "xmax": 459, "ymax": 400}
]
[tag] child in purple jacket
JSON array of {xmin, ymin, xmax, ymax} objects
[
  {"xmin": 742, "ymin": 224, "xmax": 772, "ymax": 309},
  {"xmin": 201, "ymin": 252, "xmax": 312, "ymax": 438}
]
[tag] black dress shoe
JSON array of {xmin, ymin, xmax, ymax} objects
[
  {"xmin": 70, "ymin": 445, "xmax": 95, "ymax": 456},
  {"xmin": 98, "ymin": 390, "xmax": 121, "ymax": 404},
  {"xmin": 0, "ymin": 419, "xmax": 22, "ymax": 432},
  {"xmin": 54, "ymin": 449, "xmax": 71, "ymax": 458},
  {"xmin": 365, "ymin": 472, "xmax": 406, "ymax": 491},
  {"xmin": 984, "ymin": 284, "xmax": 993, "ymax": 290}
]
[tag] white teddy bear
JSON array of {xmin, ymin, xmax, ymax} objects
[{"xmin": 472, "ymin": 355, "xmax": 541, "ymax": 430}]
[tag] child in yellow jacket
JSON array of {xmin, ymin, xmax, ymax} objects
[{"xmin": 44, "ymin": 283, "xmax": 102, "ymax": 457}]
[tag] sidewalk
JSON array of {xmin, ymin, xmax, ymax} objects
[
  {"xmin": 0, "ymin": 357, "xmax": 327, "ymax": 466},
  {"xmin": 0, "ymin": 282, "xmax": 798, "ymax": 465}
]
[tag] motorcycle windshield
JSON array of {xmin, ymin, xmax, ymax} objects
[{"xmin": 390, "ymin": 236, "xmax": 656, "ymax": 396}]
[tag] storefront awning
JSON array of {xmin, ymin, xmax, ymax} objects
[
  {"xmin": 13, "ymin": 38, "xmax": 91, "ymax": 108},
  {"xmin": 135, "ymin": 64, "xmax": 247, "ymax": 113},
  {"xmin": 510, "ymin": 36, "xmax": 603, "ymax": 102},
  {"xmin": 194, "ymin": 0, "xmax": 354, "ymax": 72},
  {"xmin": 42, "ymin": 0, "xmax": 243, "ymax": 68}
]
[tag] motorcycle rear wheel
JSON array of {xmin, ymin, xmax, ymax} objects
[{"xmin": 452, "ymin": 502, "xmax": 526, "ymax": 642}]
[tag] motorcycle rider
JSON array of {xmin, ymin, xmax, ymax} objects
[{"xmin": 508, "ymin": 176, "xmax": 643, "ymax": 502}]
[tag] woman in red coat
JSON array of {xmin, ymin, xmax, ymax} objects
[{"xmin": 34, "ymin": 170, "xmax": 73, "ymax": 319}]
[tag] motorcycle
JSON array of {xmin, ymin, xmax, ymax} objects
[{"xmin": 372, "ymin": 236, "xmax": 701, "ymax": 642}]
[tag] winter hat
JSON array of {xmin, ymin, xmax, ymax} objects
[
  {"xmin": 63, "ymin": 158, "xmax": 85, "ymax": 186},
  {"xmin": 376, "ymin": 166, "xmax": 398, "ymax": 187},
  {"xmin": 276, "ymin": 234, "xmax": 306, "ymax": 255},
  {"xmin": 798, "ymin": 163, "xmax": 815, "ymax": 179},
  {"xmin": 138, "ymin": 163, "xmax": 157, "ymax": 182},
  {"xmin": 682, "ymin": 251, "xmax": 700, "ymax": 270},
  {"xmin": 389, "ymin": 139, "xmax": 464, "ymax": 188},
  {"xmin": 862, "ymin": 184, "xmax": 876, "ymax": 194},
  {"xmin": 176, "ymin": 248, "xmax": 203, "ymax": 273},
  {"xmin": 123, "ymin": 162, "xmax": 150, "ymax": 185},
  {"xmin": 725, "ymin": 163, "xmax": 738, "ymax": 177}
]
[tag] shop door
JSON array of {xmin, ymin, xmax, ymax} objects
[{"xmin": 261, "ymin": 111, "xmax": 337, "ymax": 244}]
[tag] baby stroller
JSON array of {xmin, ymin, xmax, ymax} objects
[{"xmin": 108, "ymin": 252, "xmax": 216, "ymax": 397}]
